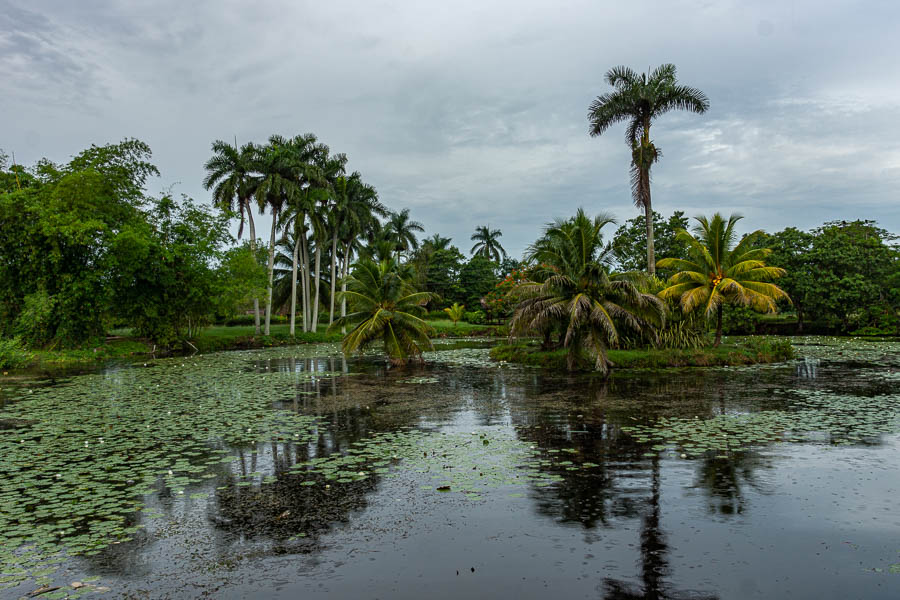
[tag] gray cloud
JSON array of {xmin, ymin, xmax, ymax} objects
[{"xmin": 2, "ymin": 0, "xmax": 899, "ymax": 258}]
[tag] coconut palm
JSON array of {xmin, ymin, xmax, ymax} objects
[
  {"xmin": 656, "ymin": 213, "xmax": 790, "ymax": 347},
  {"xmin": 588, "ymin": 64, "xmax": 709, "ymax": 275},
  {"xmin": 330, "ymin": 258, "xmax": 436, "ymax": 365},
  {"xmin": 386, "ymin": 208, "xmax": 424, "ymax": 260},
  {"xmin": 203, "ymin": 139, "xmax": 262, "ymax": 334},
  {"xmin": 511, "ymin": 209, "xmax": 665, "ymax": 374},
  {"xmin": 470, "ymin": 226, "xmax": 507, "ymax": 262}
]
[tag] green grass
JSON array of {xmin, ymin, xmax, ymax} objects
[
  {"xmin": 490, "ymin": 337, "xmax": 795, "ymax": 371},
  {"xmin": 425, "ymin": 319, "xmax": 500, "ymax": 336}
]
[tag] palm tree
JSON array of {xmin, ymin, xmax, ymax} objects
[
  {"xmin": 250, "ymin": 134, "xmax": 319, "ymax": 335},
  {"xmin": 203, "ymin": 139, "xmax": 262, "ymax": 334},
  {"xmin": 588, "ymin": 64, "xmax": 709, "ymax": 275},
  {"xmin": 470, "ymin": 226, "xmax": 507, "ymax": 262},
  {"xmin": 656, "ymin": 213, "xmax": 790, "ymax": 347},
  {"xmin": 329, "ymin": 258, "xmax": 436, "ymax": 365},
  {"xmin": 511, "ymin": 209, "xmax": 665, "ymax": 374},
  {"xmin": 385, "ymin": 208, "xmax": 424, "ymax": 260}
]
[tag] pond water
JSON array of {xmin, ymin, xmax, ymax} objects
[{"xmin": 2, "ymin": 337, "xmax": 900, "ymax": 599}]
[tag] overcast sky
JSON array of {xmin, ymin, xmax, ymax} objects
[{"xmin": 3, "ymin": 0, "xmax": 899, "ymax": 258}]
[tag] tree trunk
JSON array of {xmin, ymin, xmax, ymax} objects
[
  {"xmin": 312, "ymin": 243, "xmax": 322, "ymax": 332},
  {"xmin": 299, "ymin": 223, "xmax": 310, "ymax": 332},
  {"xmin": 329, "ymin": 232, "xmax": 338, "ymax": 325},
  {"xmin": 645, "ymin": 196, "xmax": 655, "ymax": 276},
  {"xmin": 797, "ymin": 305, "xmax": 804, "ymax": 334},
  {"xmin": 264, "ymin": 214, "xmax": 277, "ymax": 336},
  {"xmin": 290, "ymin": 233, "xmax": 300, "ymax": 337},
  {"xmin": 341, "ymin": 242, "xmax": 350, "ymax": 335},
  {"xmin": 246, "ymin": 206, "xmax": 261, "ymax": 335},
  {"xmin": 714, "ymin": 303, "xmax": 723, "ymax": 347}
]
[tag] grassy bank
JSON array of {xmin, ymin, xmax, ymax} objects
[
  {"xmin": 489, "ymin": 337, "xmax": 795, "ymax": 371},
  {"xmin": 7, "ymin": 325, "xmax": 342, "ymax": 371},
  {"xmin": 425, "ymin": 319, "xmax": 500, "ymax": 336}
]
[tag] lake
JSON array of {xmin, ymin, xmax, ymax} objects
[{"xmin": 2, "ymin": 337, "xmax": 899, "ymax": 599}]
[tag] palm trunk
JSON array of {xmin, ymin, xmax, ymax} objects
[
  {"xmin": 329, "ymin": 231, "xmax": 338, "ymax": 325},
  {"xmin": 341, "ymin": 242, "xmax": 350, "ymax": 335},
  {"xmin": 645, "ymin": 197, "xmax": 655, "ymax": 276},
  {"xmin": 290, "ymin": 232, "xmax": 300, "ymax": 337},
  {"xmin": 246, "ymin": 206, "xmax": 261, "ymax": 335},
  {"xmin": 312, "ymin": 242, "xmax": 322, "ymax": 332},
  {"xmin": 300, "ymin": 225, "xmax": 310, "ymax": 332},
  {"xmin": 714, "ymin": 303, "xmax": 723, "ymax": 347},
  {"xmin": 264, "ymin": 214, "xmax": 277, "ymax": 336}
]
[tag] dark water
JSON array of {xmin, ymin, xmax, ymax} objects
[{"xmin": 2, "ymin": 339, "xmax": 900, "ymax": 599}]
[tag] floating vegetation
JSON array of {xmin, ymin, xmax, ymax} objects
[
  {"xmin": 399, "ymin": 376, "xmax": 440, "ymax": 385},
  {"xmin": 0, "ymin": 349, "xmax": 344, "ymax": 592},
  {"xmin": 426, "ymin": 347, "xmax": 516, "ymax": 369},
  {"xmin": 285, "ymin": 427, "xmax": 567, "ymax": 495},
  {"xmin": 622, "ymin": 389, "xmax": 900, "ymax": 456}
]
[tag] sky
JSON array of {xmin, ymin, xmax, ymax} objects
[{"xmin": 2, "ymin": 0, "xmax": 899, "ymax": 259}]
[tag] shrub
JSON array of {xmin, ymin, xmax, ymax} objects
[
  {"xmin": 0, "ymin": 337, "xmax": 33, "ymax": 369},
  {"xmin": 464, "ymin": 310, "xmax": 486, "ymax": 324},
  {"xmin": 13, "ymin": 289, "xmax": 57, "ymax": 347}
]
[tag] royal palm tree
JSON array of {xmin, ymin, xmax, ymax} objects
[
  {"xmin": 386, "ymin": 208, "xmax": 424, "ymax": 260},
  {"xmin": 330, "ymin": 258, "xmax": 436, "ymax": 365},
  {"xmin": 511, "ymin": 209, "xmax": 665, "ymax": 374},
  {"xmin": 656, "ymin": 213, "xmax": 790, "ymax": 347},
  {"xmin": 470, "ymin": 226, "xmax": 507, "ymax": 262},
  {"xmin": 588, "ymin": 64, "xmax": 709, "ymax": 275},
  {"xmin": 203, "ymin": 139, "xmax": 262, "ymax": 334},
  {"xmin": 250, "ymin": 134, "xmax": 320, "ymax": 335}
]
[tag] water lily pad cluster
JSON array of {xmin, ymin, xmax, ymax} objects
[
  {"xmin": 0, "ymin": 351, "xmax": 341, "ymax": 592},
  {"xmin": 286, "ymin": 427, "xmax": 566, "ymax": 498},
  {"xmin": 622, "ymin": 389, "xmax": 900, "ymax": 456}
]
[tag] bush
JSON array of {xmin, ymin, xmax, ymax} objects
[
  {"xmin": 741, "ymin": 336, "xmax": 795, "ymax": 361},
  {"xmin": 0, "ymin": 337, "xmax": 33, "ymax": 369},
  {"xmin": 464, "ymin": 310, "xmax": 486, "ymax": 324},
  {"xmin": 13, "ymin": 289, "xmax": 57, "ymax": 347},
  {"xmin": 722, "ymin": 305, "xmax": 761, "ymax": 335}
]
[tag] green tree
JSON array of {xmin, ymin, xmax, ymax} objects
[
  {"xmin": 330, "ymin": 259, "xmax": 435, "ymax": 364},
  {"xmin": 759, "ymin": 227, "xmax": 815, "ymax": 331},
  {"xmin": 611, "ymin": 210, "xmax": 690, "ymax": 273},
  {"xmin": 511, "ymin": 209, "xmax": 665, "ymax": 373},
  {"xmin": 657, "ymin": 213, "xmax": 790, "ymax": 346},
  {"xmin": 470, "ymin": 226, "xmax": 507, "ymax": 262},
  {"xmin": 203, "ymin": 139, "xmax": 263, "ymax": 333},
  {"xmin": 588, "ymin": 64, "xmax": 709, "ymax": 275},
  {"xmin": 386, "ymin": 208, "xmax": 424, "ymax": 260},
  {"xmin": 802, "ymin": 221, "xmax": 898, "ymax": 332},
  {"xmin": 459, "ymin": 255, "xmax": 499, "ymax": 309},
  {"xmin": 424, "ymin": 246, "xmax": 465, "ymax": 306}
]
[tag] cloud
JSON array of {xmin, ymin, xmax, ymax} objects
[{"xmin": 2, "ymin": 0, "xmax": 899, "ymax": 258}]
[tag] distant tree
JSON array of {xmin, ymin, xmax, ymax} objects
[
  {"xmin": 386, "ymin": 208, "xmax": 424, "ymax": 260},
  {"xmin": 611, "ymin": 210, "xmax": 690, "ymax": 273},
  {"xmin": 470, "ymin": 226, "xmax": 507, "ymax": 262},
  {"xmin": 459, "ymin": 255, "xmax": 499, "ymax": 309},
  {"xmin": 589, "ymin": 64, "xmax": 709, "ymax": 275}
]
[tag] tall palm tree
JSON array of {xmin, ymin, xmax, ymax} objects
[
  {"xmin": 423, "ymin": 233, "xmax": 452, "ymax": 251},
  {"xmin": 250, "ymin": 134, "xmax": 319, "ymax": 335},
  {"xmin": 470, "ymin": 225, "xmax": 507, "ymax": 262},
  {"xmin": 203, "ymin": 139, "xmax": 262, "ymax": 334},
  {"xmin": 329, "ymin": 258, "xmax": 436, "ymax": 365},
  {"xmin": 308, "ymin": 148, "xmax": 347, "ymax": 332},
  {"xmin": 511, "ymin": 209, "xmax": 665, "ymax": 374},
  {"xmin": 656, "ymin": 213, "xmax": 790, "ymax": 347},
  {"xmin": 588, "ymin": 64, "xmax": 709, "ymax": 275},
  {"xmin": 386, "ymin": 208, "xmax": 424, "ymax": 260}
]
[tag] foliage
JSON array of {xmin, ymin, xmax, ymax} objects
[
  {"xmin": 214, "ymin": 242, "xmax": 268, "ymax": 321},
  {"xmin": 331, "ymin": 259, "xmax": 436, "ymax": 364},
  {"xmin": 12, "ymin": 289, "xmax": 58, "ymax": 347},
  {"xmin": 511, "ymin": 209, "xmax": 665, "ymax": 374},
  {"xmin": 464, "ymin": 310, "xmax": 487, "ymax": 325},
  {"xmin": 424, "ymin": 246, "xmax": 466, "ymax": 306},
  {"xmin": 0, "ymin": 337, "xmax": 32, "ymax": 369},
  {"xmin": 657, "ymin": 213, "xmax": 790, "ymax": 346},
  {"xmin": 443, "ymin": 302, "xmax": 465, "ymax": 325},
  {"xmin": 470, "ymin": 226, "xmax": 507, "ymax": 262},
  {"xmin": 111, "ymin": 195, "xmax": 232, "ymax": 346},
  {"xmin": 481, "ymin": 268, "xmax": 530, "ymax": 322},
  {"xmin": 764, "ymin": 221, "xmax": 898, "ymax": 333},
  {"xmin": 458, "ymin": 255, "xmax": 499, "ymax": 309},
  {"xmin": 611, "ymin": 210, "xmax": 690, "ymax": 273}
]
